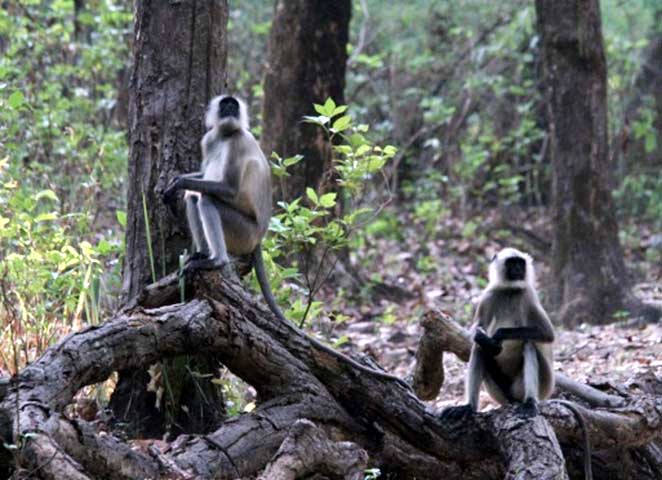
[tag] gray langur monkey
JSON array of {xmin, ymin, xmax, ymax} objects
[
  {"xmin": 441, "ymin": 248, "xmax": 592, "ymax": 479},
  {"xmin": 163, "ymin": 95, "xmax": 411, "ymax": 390}
]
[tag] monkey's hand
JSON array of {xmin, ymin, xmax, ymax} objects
[
  {"xmin": 162, "ymin": 177, "xmax": 182, "ymax": 205},
  {"xmin": 474, "ymin": 328, "xmax": 502, "ymax": 357},
  {"xmin": 439, "ymin": 404, "xmax": 474, "ymax": 422}
]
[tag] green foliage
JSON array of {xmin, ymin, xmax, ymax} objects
[
  {"xmin": 262, "ymin": 99, "xmax": 396, "ymax": 326},
  {"xmin": 0, "ymin": 1, "xmax": 131, "ymax": 371},
  {"xmin": 364, "ymin": 467, "xmax": 382, "ymax": 480},
  {"xmin": 614, "ymin": 173, "xmax": 662, "ymax": 228},
  {"xmin": 0, "ymin": 157, "xmax": 121, "ymax": 371}
]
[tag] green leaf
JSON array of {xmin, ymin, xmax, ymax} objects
[
  {"xmin": 645, "ymin": 134, "xmax": 657, "ymax": 153},
  {"xmin": 35, "ymin": 189, "xmax": 59, "ymax": 202},
  {"xmin": 383, "ymin": 145, "xmax": 397, "ymax": 156},
  {"xmin": 8, "ymin": 90, "xmax": 24, "ymax": 109},
  {"xmin": 283, "ymin": 154, "xmax": 303, "ymax": 166},
  {"xmin": 35, "ymin": 212, "xmax": 58, "ymax": 222},
  {"xmin": 332, "ymin": 105, "xmax": 348, "ymax": 116},
  {"xmin": 302, "ymin": 115, "xmax": 329, "ymax": 126},
  {"xmin": 323, "ymin": 98, "xmax": 336, "ymax": 116},
  {"xmin": 116, "ymin": 210, "xmax": 127, "ymax": 227},
  {"xmin": 355, "ymin": 145, "xmax": 371, "ymax": 156},
  {"xmin": 306, "ymin": 188, "xmax": 318, "ymax": 205},
  {"xmin": 334, "ymin": 335, "xmax": 349, "ymax": 347},
  {"xmin": 332, "ymin": 115, "xmax": 351, "ymax": 132},
  {"xmin": 319, "ymin": 192, "xmax": 337, "ymax": 208}
]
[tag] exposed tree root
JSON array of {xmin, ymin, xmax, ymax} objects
[{"xmin": 0, "ymin": 273, "xmax": 659, "ymax": 479}]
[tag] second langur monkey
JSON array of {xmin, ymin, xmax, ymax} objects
[
  {"xmin": 163, "ymin": 95, "xmax": 410, "ymax": 389},
  {"xmin": 441, "ymin": 248, "xmax": 592, "ymax": 479}
]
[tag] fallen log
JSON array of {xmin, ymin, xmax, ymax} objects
[{"xmin": 0, "ymin": 271, "xmax": 659, "ymax": 479}]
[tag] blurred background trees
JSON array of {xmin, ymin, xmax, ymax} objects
[{"xmin": 0, "ymin": 0, "xmax": 659, "ymax": 402}]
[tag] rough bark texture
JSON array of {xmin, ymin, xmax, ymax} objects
[
  {"xmin": 123, "ymin": 0, "xmax": 228, "ymax": 301},
  {"xmin": 1, "ymin": 275, "xmax": 660, "ymax": 479},
  {"xmin": 257, "ymin": 419, "xmax": 368, "ymax": 480},
  {"xmin": 535, "ymin": 0, "xmax": 660, "ymax": 326},
  {"xmin": 113, "ymin": 0, "xmax": 229, "ymax": 438},
  {"xmin": 261, "ymin": 0, "xmax": 351, "ymax": 202}
]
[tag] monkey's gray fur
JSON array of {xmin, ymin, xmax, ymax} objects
[
  {"xmin": 163, "ymin": 95, "xmax": 411, "ymax": 390},
  {"xmin": 441, "ymin": 247, "xmax": 592, "ymax": 479}
]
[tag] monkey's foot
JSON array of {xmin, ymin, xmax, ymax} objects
[
  {"xmin": 439, "ymin": 404, "xmax": 474, "ymax": 422},
  {"xmin": 184, "ymin": 257, "xmax": 220, "ymax": 272},
  {"xmin": 184, "ymin": 258, "xmax": 240, "ymax": 282},
  {"xmin": 516, "ymin": 398, "xmax": 539, "ymax": 417},
  {"xmin": 187, "ymin": 251, "xmax": 209, "ymax": 262}
]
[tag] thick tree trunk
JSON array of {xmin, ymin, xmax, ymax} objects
[
  {"xmin": 261, "ymin": 0, "xmax": 351, "ymax": 203},
  {"xmin": 113, "ymin": 0, "xmax": 229, "ymax": 438},
  {"xmin": 1, "ymin": 274, "xmax": 660, "ymax": 479},
  {"xmin": 535, "ymin": 0, "xmax": 660, "ymax": 326},
  {"xmin": 122, "ymin": 0, "xmax": 227, "ymax": 301}
]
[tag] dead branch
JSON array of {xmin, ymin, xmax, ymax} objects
[
  {"xmin": 0, "ymin": 273, "xmax": 659, "ymax": 479},
  {"xmin": 258, "ymin": 419, "xmax": 368, "ymax": 480}
]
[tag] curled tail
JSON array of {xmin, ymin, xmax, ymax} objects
[{"xmin": 253, "ymin": 244, "xmax": 288, "ymax": 324}]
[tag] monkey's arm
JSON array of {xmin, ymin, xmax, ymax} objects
[
  {"xmin": 491, "ymin": 326, "xmax": 554, "ymax": 343},
  {"xmin": 492, "ymin": 303, "xmax": 555, "ymax": 343},
  {"xmin": 465, "ymin": 344, "xmax": 484, "ymax": 410},
  {"xmin": 176, "ymin": 178, "xmax": 238, "ymax": 203},
  {"xmin": 472, "ymin": 292, "xmax": 502, "ymax": 356},
  {"xmin": 163, "ymin": 172, "xmax": 203, "ymax": 205}
]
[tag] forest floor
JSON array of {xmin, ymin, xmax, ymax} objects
[
  {"xmin": 310, "ymin": 206, "xmax": 662, "ymax": 412},
  {"xmin": 25, "ymin": 206, "xmax": 660, "ymax": 423}
]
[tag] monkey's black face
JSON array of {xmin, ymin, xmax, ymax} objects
[
  {"xmin": 218, "ymin": 97, "xmax": 240, "ymax": 119},
  {"xmin": 504, "ymin": 256, "xmax": 526, "ymax": 281}
]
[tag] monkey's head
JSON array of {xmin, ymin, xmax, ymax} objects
[
  {"xmin": 205, "ymin": 95, "xmax": 250, "ymax": 134},
  {"xmin": 488, "ymin": 247, "xmax": 535, "ymax": 290}
]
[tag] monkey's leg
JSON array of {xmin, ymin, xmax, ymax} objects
[
  {"xmin": 516, "ymin": 342, "xmax": 540, "ymax": 417},
  {"xmin": 185, "ymin": 195, "xmax": 231, "ymax": 273},
  {"xmin": 184, "ymin": 194, "xmax": 209, "ymax": 259},
  {"xmin": 440, "ymin": 346, "xmax": 485, "ymax": 420}
]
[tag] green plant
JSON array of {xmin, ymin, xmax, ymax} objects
[
  {"xmin": 0, "ymin": 1, "xmax": 130, "ymax": 372},
  {"xmin": 262, "ymin": 98, "xmax": 396, "ymax": 327},
  {"xmin": 364, "ymin": 467, "xmax": 382, "ymax": 480},
  {"xmin": 0, "ymin": 157, "xmax": 121, "ymax": 372}
]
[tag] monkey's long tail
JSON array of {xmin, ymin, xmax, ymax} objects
[
  {"xmin": 252, "ymin": 244, "xmax": 289, "ymax": 324},
  {"xmin": 252, "ymin": 245, "xmax": 413, "ymax": 391},
  {"xmin": 553, "ymin": 400, "xmax": 593, "ymax": 480}
]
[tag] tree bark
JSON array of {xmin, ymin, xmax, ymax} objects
[
  {"xmin": 113, "ymin": 0, "xmax": 229, "ymax": 438},
  {"xmin": 261, "ymin": 0, "xmax": 351, "ymax": 203},
  {"xmin": 535, "ymin": 0, "xmax": 660, "ymax": 326},
  {"xmin": 122, "ymin": 0, "xmax": 228, "ymax": 301},
  {"xmin": 1, "ymin": 273, "xmax": 660, "ymax": 479}
]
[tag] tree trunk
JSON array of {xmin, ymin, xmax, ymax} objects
[
  {"xmin": 535, "ymin": 0, "xmax": 660, "ymax": 326},
  {"xmin": 112, "ymin": 0, "xmax": 229, "ymax": 437},
  {"xmin": 1, "ymin": 275, "xmax": 660, "ymax": 479},
  {"xmin": 261, "ymin": 0, "xmax": 351, "ymax": 203}
]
